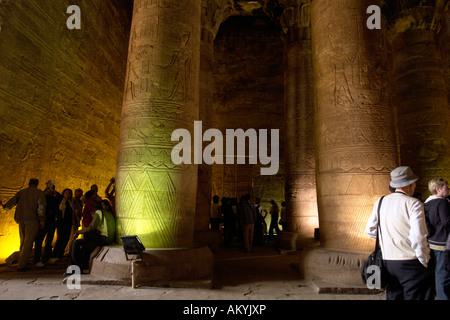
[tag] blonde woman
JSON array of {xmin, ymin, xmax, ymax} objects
[{"xmin": 424, "ymin": 178, "xmax": 450, "ymax": 300}]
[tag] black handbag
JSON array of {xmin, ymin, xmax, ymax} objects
[{"xmin": 361, "ymin": 196, "xmax": 388, "ymax": 289}]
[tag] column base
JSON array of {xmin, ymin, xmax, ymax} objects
[
  {"xmin": 298, "ymin": 247, "xmax": 369, "ymax": 287},
  {"xmin": 193, "ymin": 229, "xmax": 221, "ymax": 253},
  {"xmin": 88, "ymin": 245, "xmax": 214, "ymax": 289},
  {"xmin": 277, "ymin": 231, "xmax": 319, "ymax": 251}
]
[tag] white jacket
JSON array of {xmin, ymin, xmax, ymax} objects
[{"xmin": 365, "ymin": 191, "xmax": 430, "ymax": 267}]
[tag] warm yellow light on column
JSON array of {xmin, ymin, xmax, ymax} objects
[
  {"xmin": 311, "ymin": 0, "xmax": 398, "ymax": 252},
  {"xmin": 115, "ymin": 0, "xmax": 201, "ymax": 248}
]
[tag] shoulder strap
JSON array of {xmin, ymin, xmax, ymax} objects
[{"xmin": 375, "ymin": 196, "xmax": 385, "ymax": 250}]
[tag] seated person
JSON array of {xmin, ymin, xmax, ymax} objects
[{"xmin": 71, "ymin": 200, "xmax": 115, "ymax": 272}]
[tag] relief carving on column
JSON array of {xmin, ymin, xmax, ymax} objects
[
  {"xmin": 278, "ymin": 0, "xmax": 311, "ymax": 40},
  {"xmin": 276, "ymin": 0, "xmax": 319, "ymax": 236},
  {"xmin": 116, "ymin": 0, "xmax": 201, "ymax": 248},
  {"xmin": 194, "ymin": 0, "xmax": 233, "ymax": 231},
  {"xmin": 312, "ymin": 0, "xmax": 398, "ymax": 252},
  {"xmin": 384, "ymin": 0, "xmax": 450, "ymax": 197}
]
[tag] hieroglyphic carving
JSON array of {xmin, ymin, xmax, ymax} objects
[
  {"xmin": 116, "ymin": 169, "xmax": 196, "ymax": 247},
  {"xmin": 388, "ymin": 3, "xmax": 450, "ymax": 197},
  {"xmin": 278, "ymin": 0, "xmax": 311, "ymax": 34},
  {"xmin": 279, "ymin": 0, "xmax": 318, "ymax": 237},
  {"xmin": 0, "ymin": 0, "xmax": 131, "ymax": 260},
  {"xmin": 312, "ymin": 0, "xmax": 398, "ymax": 252},
  {"xmin": 194, "ymin": 0, "xmax": 229, "ymax": 231},
  {"xmin": 116, "ymin": 0, "xmax": 201, "ymax": 248}
]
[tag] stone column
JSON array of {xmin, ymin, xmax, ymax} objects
[
  {"xmin": 388, "ymin": 4, "xmax": 450, "ymax": 198},
  {"xmin": 443, "ymin": 3, "xmax": 450, "ymax": 105},
  {"xmin": 444, "ymin": 3, "xmax": 450, "ymax": 105},
  {"xmin": 115, "ymin": 0, "xmax": 201, "ymax": 248},
  {"xmin": 194, "ymin": 8, "xmax": 215, "ymax": 234},
  {"xmin": 280, "ymin": 1, "xmax": 319, "ymax": 240},
  {"xmin": 193, "ymin": 0, "xmax": 229, "ymax": 250},
  {"xmin": 306, "ymin": 0, "xmax": 398, "ymax": 285}
]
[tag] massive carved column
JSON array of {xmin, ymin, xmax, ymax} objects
[
  {"xmin": 280, "ymin": 1, "xmax": 319, "ymax": 239},
  {"xmin": 387, "ymin": 2, "xmax": 450, "ymax": 197},
  {"xmin": 194, "ymin": 3, "xmax": 216, "ymax": 233},
  {"xmin": 444, "ymin": 3, "xmax": 450, "ymax": 105},
  {"xmin": 308, "ymin": 0, "xmax": 398, "ymax": 284},
  {"xmin": 444, "ymin": 3, "xmax": 450, "ymax": 106},
  {"xmin": 195, "ymin": 0, "xmax": 231, "ymax": 233},
  {"xmin": 115, "ymin": 0, "xmax": 201, "ymax": 248}
]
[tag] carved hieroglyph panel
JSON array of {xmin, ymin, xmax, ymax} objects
[
  {"xmin": 116, "ymin": 0, "xmax": 201, "ymax": 248},
  {"xmin": 311, "ymin": 0, "xmax": 398, "ymax": 252},
  {"xmin": 390, "ymin": 25, "xmax": 450, "ymax": 198},
  {"xmin": 0, "ymin": 0, "xmax": 131, "ymax": 261},
  {"xmin": 116, "ymin": 169, "xmax": 197, "ymax": 247},
  {"xmin": 283, "ymin": 33, "xmax": 319, "ymax": 237}
]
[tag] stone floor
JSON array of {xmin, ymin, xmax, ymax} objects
[{"xmin": 0, "ymin": 240, "xmax": 385, "ymax": 303}]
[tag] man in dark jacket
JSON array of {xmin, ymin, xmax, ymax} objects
[
  {"xmin": 239, "ymin": 194, "xmax": 256, "ymax": 253},
  {"xmin": 424, "ymin": 178, "xmax": 450, "ymax": 300},
  {"xmin": 34, "ymin": 181, "xmax": 62, "ymax": 266}
]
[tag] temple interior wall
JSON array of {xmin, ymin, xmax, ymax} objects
[{"xmin": 0, "ymin": 0, "xmax": 132, "ymax": 261}]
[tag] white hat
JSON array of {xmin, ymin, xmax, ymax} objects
[{"xmin": 389, "ymin": 166, "xmax": 418, "ymax": 188}]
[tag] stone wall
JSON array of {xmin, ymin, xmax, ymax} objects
[{"xmin": 0, "ymin": 0, "xmax": 132, "ymax": 261}]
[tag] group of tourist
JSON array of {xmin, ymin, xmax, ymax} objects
[
  {"xmin": 1, "ymin": 166, "xmax": 448, "ymax": 300},
  {"xmin": 0, "ymin": 178, "xmax": 116, "ymax": 272},
  {"xmin": 366, "ymin": 166, "xmax": 450, "ymax": 300},
  {"xmin": 210, "ymin": 194, "xmax": 287, "ymax": 253}
]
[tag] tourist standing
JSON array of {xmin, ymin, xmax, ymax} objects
[
  {"xmin": 239, "ymin": 194, "xmax": 256, "ymax": 253},
  {"xmin": 366, "ymin": 166, "xmax": 433, "ymax": 300},
  {"xmin": 268, "ymin": 199, "xmax": 280, "ymax": 239},
  {"xmin": 210, "ymin": 195, "xmax": 221, "ymax": 231},
  {"xmin": 34, "ymin": 180, "xmax": 62, "ymax": 266},
  {"xmin": 424, "ymin": 178, "xmax": 450, "ymax": 300},
  {"xmin": 0, "ymin": 178, "xmax": 46, "ymax": 270}
]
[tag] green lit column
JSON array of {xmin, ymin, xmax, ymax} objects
[{"xmin": 115, "ymin": 0, "xmax": 201, "ymax": 248}]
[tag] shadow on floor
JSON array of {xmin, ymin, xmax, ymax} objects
[
  {"xmin": 0, "ymin": 237, "xmax": 303, "ymax": 289},
  {"xmin": 212, "ymin": 239, "xmax": 302, "ymax": 289}
]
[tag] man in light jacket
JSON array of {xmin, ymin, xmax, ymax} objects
[
  {"xmin": 1, "ymin": 178, "xmax": 46, "ymax": 270},
  {"xmin": 365, "ymin": 166, "xmax": 433, "ymax": 300}
]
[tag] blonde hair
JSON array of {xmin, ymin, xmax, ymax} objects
[{"xmin": 428, "ymin": 178, "xmax": 448, "ymax": 195}]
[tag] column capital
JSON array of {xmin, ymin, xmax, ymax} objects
[
  {"xmin": 265, "ymin": 0, "xmax": 311, "ymax": 41},
  {"xmin": 201, "ymin": 0, "xmax": 234, "ymax": 39},
  {"xmin": 382, "ymin": 0, "xmax": 446, "ymax": 35}
]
